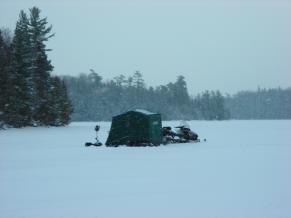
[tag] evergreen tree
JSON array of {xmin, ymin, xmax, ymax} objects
[
  {"xmin": 132, "ymin": 71, "xmax": 145, "ymax": 89},
  {"xmin": 0, "ymin": 30, "xmax": 11, "ymax": 127},
  {"xmin": 212, "ymin": 90, "xmax": 230, "ymax": 120},
  {"xmin": 48, "ymin": 77, "xmax": 73, "ymax": 126},
  {"xmin": 194, "ymin": 90, "xmax": 230, "ymax": 120},
  {"xmin": 88, "ymin": 69, "xmax": 102, "ymax": 87},
  {"xmin": 198, "ymin": 91, "xmax": 211, "ymax": 119},
  {"xmin": 131, "ymin": 71, "xmax": 146, "ymax": 108},
  {"xmin": 4, "ymin": 11, "xmax": 33, "ymax": 127},
  {"xmin": 59, "ymin": 79, "xmax": 73, "ymax": 125},
  {"xmin": 28, "ymin": 7, "xmax": 54, "ymax": 125},
  {"xmin": 1, "ymin": 7, "xmax": 73, "ymax": 128},
  {"xmin": 173, "ymin": 75, "xmax": 189, "ymax": 105},
  {"xmin": 113, "ymin": 74, "xmax": 126, "ymax": 87}
]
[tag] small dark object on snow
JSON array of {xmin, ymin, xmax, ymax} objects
[
  {"xmin": 95, "ymin": 125, "xmax": 100, "ymax": 131},
  {"xmin": 85, "ymin": 142, "xmax": 102, "ymax": 147}
]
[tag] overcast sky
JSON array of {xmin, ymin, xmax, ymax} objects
[{"xmin": 1, "ymin": 0, "xmax": 290, "ymax": 94}]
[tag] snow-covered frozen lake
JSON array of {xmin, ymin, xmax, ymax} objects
[{"xmin": 1, "ymin": 120, "xmax": 291, "ymax": 218}]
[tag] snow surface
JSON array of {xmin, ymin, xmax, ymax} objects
[{"xmin": 0, "ymin": 120, "xmax": 291, "ymax": 218}]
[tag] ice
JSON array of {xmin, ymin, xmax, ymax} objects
[{"xmin": 0, "ymin": 120, "xmax": 291, "ymax": 218}]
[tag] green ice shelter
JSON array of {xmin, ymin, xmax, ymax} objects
[{"xmin": 105, "ymin": 109, "xmax": 162, "ymax": 146}]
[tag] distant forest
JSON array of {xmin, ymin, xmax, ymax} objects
[
  {"xmin": 63, "ymin": 71, "xmax": 291, "ymax": 121},
  {"xmin": 225, "ymin": 88, "xmax": 291, "ymax": 120}
]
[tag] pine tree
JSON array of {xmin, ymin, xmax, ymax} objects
[
  {"xmin": 48, "ymin": 77, "xmax": 73, "ymax": 126},
  {"xmin": 1, "ymin": 7, "xmax": 73, "ymax": 128},
  {"xmin": 174, "ymin": 75, "xmax": 189, "ymax": 105},
  {"xmin": 28, "ymin": 7, "xmax": 55, "ymax": 125},
  {"xmin": 0, "ymin": 30, "xmax": 11, "ymax": 127},
  {"xmin": 4, "ymin": 11, "xmax": 34, "ymax": 127},
  {"xmin": 213, "ymin": 90, "xmax": 230, "ymax": 120},
  {"xmin": 59, "ymin": 80, "xmax": 73, "ymax": 125},
  {"xmin": 132, "ymin": 71, "xmax": 145, "ymax": 89}
]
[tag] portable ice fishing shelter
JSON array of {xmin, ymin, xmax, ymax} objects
[{"xmin": 105, "ymin": 109, "xmax": 162, "ymax": 146}]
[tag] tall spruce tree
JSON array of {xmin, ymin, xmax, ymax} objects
[
  {"xmin": 28, "ymin": 7, "xmax": 54, "ymax": 125},
  {"xmin": 4, "ymin": 11, "xmax": 33, "ymax": 127},
  {"xmin": 0, "ymin": 30, "xmax": 11, "ymax": 127}
]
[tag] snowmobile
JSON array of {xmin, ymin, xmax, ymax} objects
[
  {"xmin": 162, "ymin": 125, "xmax": 202, "ymax": 145},
  {"xmin": 162, "ymin": 126, "xmax": 179, "ymax": 144},
  {"xmin": 85, "ymin": 125, "xmax": 103, "ymax": 147},
  {"xmin": 175, "ymin": 126, "xmax": 200, "ymax": 142}
]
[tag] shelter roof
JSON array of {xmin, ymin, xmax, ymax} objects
[{"xmin": 134, "ymin": 109, "xmax": 155, "ymax": 115}]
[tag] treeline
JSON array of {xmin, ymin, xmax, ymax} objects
[
  {"xmin": 0, "ymin": 7, "xmax": 72, "ymax": 128},
  {"xmin": 225, "ymin": 87, "xmax": 291, "ymax": 119},
  {"xmin": 63, "ymin": 71, "xmax": 230, "ymax": 121},
  {"xmin": 64, "ymin": 71, "xmax": 291, "ymax": 121}
]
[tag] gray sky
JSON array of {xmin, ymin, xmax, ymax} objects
[{"xmin": 1, "ymin": 0, "xmax": 291, "ymax": 94}]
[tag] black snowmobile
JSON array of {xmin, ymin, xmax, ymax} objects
[{"xmin": 162, "ymin": 125, "xmax": 200, "ymax": 145}]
